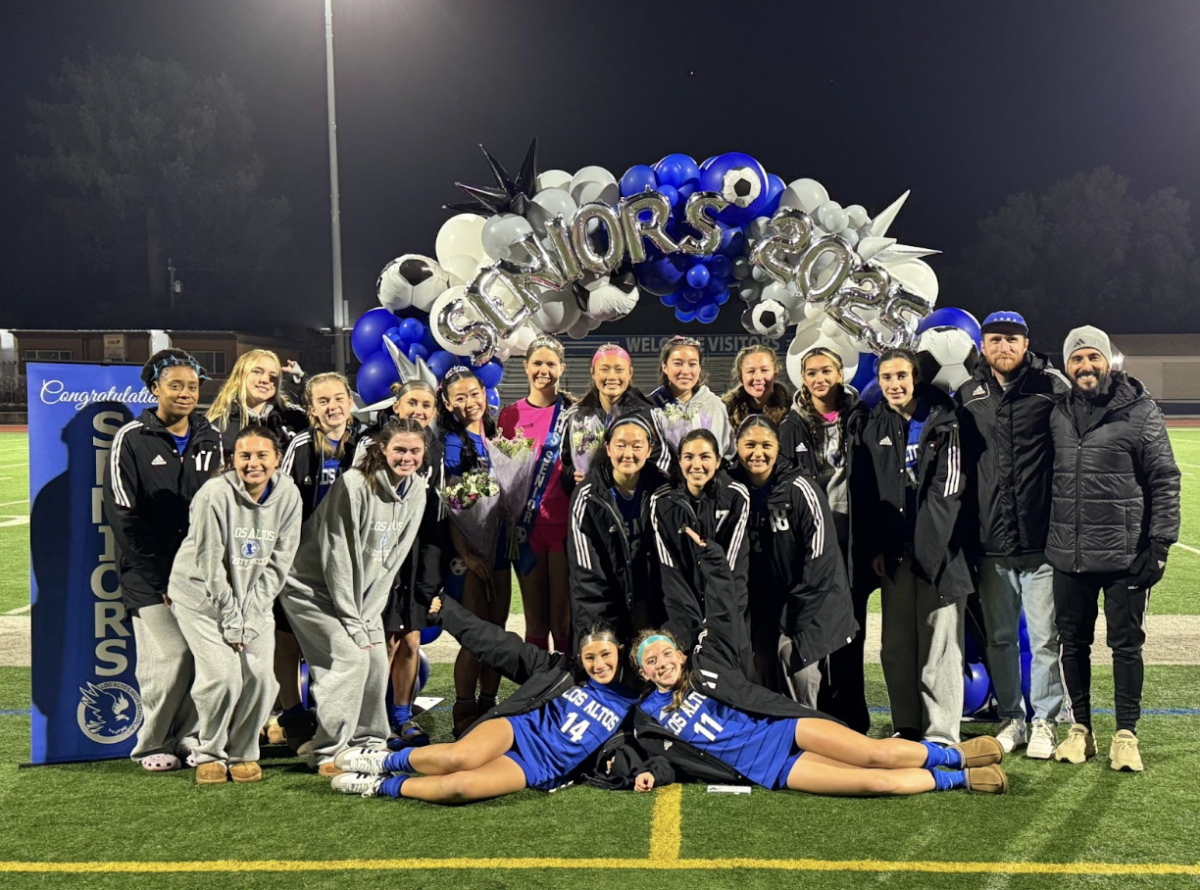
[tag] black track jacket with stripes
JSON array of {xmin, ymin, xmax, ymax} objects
[
  {"xmin": 103, "ymin": 409, "xmax": 223, "ymax": 609},
  {"xmin": 855, "ymin": 383, "xmax": 973, "ymax": 601},
  {"xmin": 730, "ymin": 462, "xmax": 857, "ymax": 668},
  {"xmin": 650, "ymin": 472, "xmax": 752, "ymax": 664}
]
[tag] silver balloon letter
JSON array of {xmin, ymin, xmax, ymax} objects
[
  {"xmin": 749, "ymin": 208, "xmax": 814, "ymax": 284},
  {"xmin": 571, "ymin": 203, "xmax": 627, "ymax": 276},
  {"xmin": 796, "ymin": 235, "xmax": 852, "ymax": 303},
  {"xmin": 618, "ymin": 191, "xmax": 679, "ymax": 265},
  {"xmin": 676, "ymin": 191, "xmax": 728, "ymax": 256}
]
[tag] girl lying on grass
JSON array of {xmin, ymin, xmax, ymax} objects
[
  {"xmin": 631, "ymin": 527, "xmax": 1009, "ymax": 797},
  {"xmin": 329, "ymin": 596, "xmax": 639, "ymax": 804}
]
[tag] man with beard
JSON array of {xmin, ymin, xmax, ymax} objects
[
  {"xmin": 1046, "ymin": 326, "xmax": 1180, "ymax": 772},
  {"xmin": 958, "ymin": 312, "xmax": 1069, "ymax": 759}
]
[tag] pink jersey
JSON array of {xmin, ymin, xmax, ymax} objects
[{"xmin": 498, "ymin": 397, "xmax": 569, "ymax": 528}]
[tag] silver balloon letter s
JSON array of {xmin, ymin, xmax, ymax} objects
[{"xmin": 676, "ymin": 191, "xmax": 729, "ymax": 256}]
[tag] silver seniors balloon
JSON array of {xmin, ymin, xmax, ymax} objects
[
  {"xmin": 571, "ymin": 203, "xmax": 626, "ymax": 275},
  {"xmin": 862, "ymin": 288, "xmax": 927, "ymax": 353},
  {"xmin": 619, "ymin": 190, "xmax": 679, "ymax": 264},
  {"xmin": 824, "ymin": 268, "xmax": 891, "ymax": 342},
  {"xmin": 675, "ymin": 191, "xmax": 729, "ymax": 256},
  {"xmin": 436, "ymin": 294, "xmax": 497, "ymax": 364},
  {"xmin": 795, "ymin": 235, "xmax": 853, "ymax": 303},
  {"xmin": 750, "ymin": 207, "xmax": 814, "ymax": 284}
]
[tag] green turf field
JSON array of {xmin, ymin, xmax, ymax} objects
[{"xmin": 1, "ymin": 429, "xmax": 1199, "ymax": 887}]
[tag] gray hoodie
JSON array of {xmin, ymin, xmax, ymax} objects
[
  {"xmin": 168, "ymin": 471, "xmax": 304, "ymax": 646},
  {"xmin": 650, "ymin": 384, "xmax": 735, "ymax": 460},
  {"xmin": 285, "ymin": 468, "xmax": 426, "ymax": 648}
]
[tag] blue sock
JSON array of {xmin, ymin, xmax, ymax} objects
[
  {"xmin": 391, "ymin": 704, "xmax": 413, "ymax": 726},
  {"xmin": 920, "ymin": 741, "xmax": 963, "ymax": 769},
  {"xmin": 380, "ymin": 775, "xmax": 408, "ymax": 799},
  {"xmin": 383, "ymin": 748, "xmax": 413, "ymax": 774},
  {"xmin": 932, "ymin": 769, "xmax": 967, "ymax": 791}
]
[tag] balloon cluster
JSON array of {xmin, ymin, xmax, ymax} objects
[{"xmin": 348, "ymin": 142, "xmax": 948, "ymax": 398}]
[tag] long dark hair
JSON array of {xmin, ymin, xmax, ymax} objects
[
  {"xmin": 436, "ymin": 366, "xmax": 496, "ymax": 472},
  {"xmin": 658, "ymin": 335, "xmax": 709, "ymax": 391},
  {"xmin": 222, "ymin": 423, "xmax": 282, "ymax": 476},
  {"xmin": 358, "ymin": 418, "xmax": 431, "ymax": 494},
  {"xmin": 795, "ymin": 347, "xmax": 854, "ymax": 465},
  {"xmin": 877, "ymin": 347, "xmax": 921, "ymax": 382},
  {"xmin": 721, "ymin": 344, "xmax": 789, "ymax": 427},
  {"xmin": 670, "ymin": 428, "xmax": 721, "ymax": 489}
]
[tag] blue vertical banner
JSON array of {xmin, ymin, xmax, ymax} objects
[{"xmin": 27, "ymin": 363, "xmax": 156, "ymax": 764}]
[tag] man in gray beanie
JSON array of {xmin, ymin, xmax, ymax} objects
[{"xmin": 1046, "ymin": 325, "xmax": 1180, "ymax": 772}]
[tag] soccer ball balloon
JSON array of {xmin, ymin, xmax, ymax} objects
[
  {"xmin": 750, "ymin": 298, "xmax": 788, "ymax": 339},
  {"xmin": 917, "ymin": 325, "xmax": 979, "ymax": 393},
  {"xmin": 720, "ymin": 166, "xmax": 764, "ymax": 209},
  {"xmin": 377, "ymin": 254, "xmax": 450, "ymax": 314}
]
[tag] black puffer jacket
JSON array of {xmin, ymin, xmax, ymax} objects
[
  {"xmin": 855, "ymin": 384, "xmax": 973, "ymax": 601},
  {"xmin": 214, "ymin": 401, "xmax": 309, "ymax": 456},
  {"xmin": 1046, "ymin": 373, "xmax": 1181, "ymax": 574},
  {"xmin": 103, "ymin": 410, "xmax": 224, "ymax": 609},
  {"xmin": 957, "ymin": 352, "xmax": 1069, "ymax": 558},
  {"xmin": 567, "ymin": 460, "xmax": 669, "ymax": 646}
]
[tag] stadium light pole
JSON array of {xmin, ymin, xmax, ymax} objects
[{"xmin": 324, "ymin": 0, "xmax": 347, "ymax": 372}]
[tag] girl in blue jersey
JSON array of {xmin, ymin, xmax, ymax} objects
[
  {"xmin": 330, "ymin": 596, "xmax": 639, "ymax": 803},
  {"xmin": 632, "ymin": 528, "xmax": 1008, "ymax": 796}
]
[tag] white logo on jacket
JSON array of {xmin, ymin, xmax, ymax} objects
[
  {"xmin": 151, "ymin": 455, "xmax": 167, "ymax": 466},
  {"xmin": 879, "ymin": 436, "xmax": 893, "ymax": 446}
]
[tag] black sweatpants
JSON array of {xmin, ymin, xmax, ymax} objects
[
  {"xmin": 818, "ymin": 584, "xmax": 873, "ymax": 734},
  {"xmin": 1052, "ymin": 569, "xmax": 1149, "ymax": 733}
]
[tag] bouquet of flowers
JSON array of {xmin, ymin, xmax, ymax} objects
[
  {"xmin": 437, "ymin": 468, "xmax": 501, "ymax": 562},
  {"xmin": 569, "ymin": 414, "xmax": 606, "ymax": 477},
  {"xmin": 654, "ymin": 402, "xmax": 711, "ymax": 452},
  {"xmin": 485, "ymin": 430, "xmax": 539, "ymax": 559}
]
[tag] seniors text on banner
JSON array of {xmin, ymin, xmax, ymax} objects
[{"xmin": 27, "ymin": 363, "xmax": 155, "ymax": 764}]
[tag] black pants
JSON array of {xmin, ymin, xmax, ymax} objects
[
  {"xmin": 1053, "ymin": 569, "xmax": 1149, "ymax": 733},
  {"xmin": 818, "ymin": 584, "xmax": 873, "ymax": 734}
]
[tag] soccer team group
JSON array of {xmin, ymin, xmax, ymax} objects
[{"xmin": 101, "ymin": 310, "xmax": 1181, "ymax": 804}]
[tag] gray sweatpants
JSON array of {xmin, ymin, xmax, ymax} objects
[
  {"xmin": 777, "ymin": 635, "xmax": 822, "ymax": 708},
  {"xmin": 880, "ymin": 558, "xmax": 966, "ymax": 745},
  {"xmin": 130, "ymin": 603, "xmax": 199, "ymax": 761},
  {"xmin": 279, "ymin": 590, "xmax": 389, "ymax": 766},
  {"xmin": 173, "ymin": 604, "xmax": 278, "ymax": 765}
]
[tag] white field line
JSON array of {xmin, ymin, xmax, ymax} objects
[
  {"xmin": 0, "ymin": 517, "xmax": 29, "ymax": 528},
  {"xmin": 0, "ymin": 463, "xmax": 28, "ymax": 469},
  {"xmin": 1173, "ymin": 542, "xmax": 1200, "ymax": 556},
  {"xmin": 3, "ymin": 604, "xmax": 30, "ymax": 616},
  {"xmin": 0, "ymin": 500, "xmax": 28, "ymax": 508}
]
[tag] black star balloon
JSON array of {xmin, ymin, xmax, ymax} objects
[{"xmin": 444, "ymin": 138, "xmax": 540, "ymax": 217}]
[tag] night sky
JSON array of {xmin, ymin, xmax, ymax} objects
[{"xmin": 2, "ymin": 0, "xmax": 1199, "ymax": 334}]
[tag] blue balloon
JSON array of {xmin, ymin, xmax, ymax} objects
[
  {"xmin": 657, "ymin": 184, "xmax": 680, "ymax": 208},
  {"xmin": 636, "ymin": 253, "xmax": 687, "ymax": 296},
  {"xmin": 620, "ymin": 164, "xmax": 658, "ymax": 198},
  {"xmin": 406, "ymin": 343, "xmax": 430, "ymax": 363},
  {"xmin": 384, "ymin": 326, "xmax": 402, "ymax": 346},
  {"xmin": 696, "ymin": 302, "xmax": 720, "ymax": 324},
  {"xmin": 674, "ymin": 306, "xmax": 697, "ymax": 323},
  {"xmin": 698, "ymin": 153, "xmax": 770, "ymax": 225},
  {"xmin": 419, "ymin": 325, "xmax": 438, "ymax": 353},
  {"xmin": 918, "ymin": 307, "xmax": 982, "ymax": 347},
  {"xmin": 398, "ymin": 317, "xmax": 425, "ymax": 345},
  {"xmin": 351, "ymin": 308, "xmax": 398, "ymax": 362},
  {"xmin": 1019, "ymin": 609, "xmax": 1034, "ymax": 720},
  {"xmin": 703, "ymin": 276, "xmax": 728, "ymax": 298},
  {"xmin": 963, "ymin": 662, "xmax": 992, "ymax": 716},
  {"xmin": 654, "ymin": 153, "xmax": 700, "ymax": 190},
  {"xmin": 356, "ymin": 350, "xmax": 402, "ymax": 404},
  {"xmin": 849, "ymin": 352, "xmax": 878, "ymax": 392},
  {"xmin": 677, "ymin": 182, "xmax": 697, "ymax": 201},
  {"xmin": 686, "ymin": 264, "xmax": 711, "ymax": 289},
  {"xmin": 659, "ymin": 292, "xmax": 678, "ymax": 307},
  {"xmin": 486, "ymin": 387, "xmax": 501, "ymax": 416},
  {"xmin": 679, "ymin": 287, "xmax": 704, "ymax": 306},
  {"xmin": 426, "ymin": 349, "xmax": 457, "ymax": 380},
  {"xmin": 714, "ymin": 286, "xmax": 731, "ymax": 306},
  {"xmin": 419, "ymin": 626, "xmax": 441, "ymax": 646},
  {"xmin": 763, "ymin": 173, "xmax": 786, "ymax": 216},
  {"xmin": 707, "ymin": 255, "xmax": 733, "ymax": 279},
  {"xmin": 475, "ymin": 359, "xmax": 504, "ymax": 390},
  {"xmin": 716, "ymin": 225, "xmax": 746, "ymax": 258},
  {"xmin": 860, "ymin": 380, "xmax": 883, "ymax": 408}
]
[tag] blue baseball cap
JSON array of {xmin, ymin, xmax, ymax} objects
[{"xmin": 980, "ymin": 311, "xmax": 1028, "ymax": 335}]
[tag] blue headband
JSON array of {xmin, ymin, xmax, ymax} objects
[
  {"xmin": 637, "ymin": 634, "xmax": 673, "ymax": 665},
  {"xmin": 151, "ymin": 354, "xmax": 207, "ymax": 383}
]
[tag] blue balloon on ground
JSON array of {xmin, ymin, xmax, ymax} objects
[
  {"xmin": 658, "ymin": 184, "xmax": 679, "ymax": 208},
  {"xmin": 686, "ymin": 264, "xmax": 711, "ymax": 289},
  {"xmin": 426, "ymin": 349, "xmax": 457, "ymax": 380},
  {"xmin": 699, "ymin": 152, "xmax": 770, "ymax": 225},
  {"xmin": 351, "ymin": 308, "xmax": 398, "ymax": 362},
  {"xmin": 299, "ymin": 660, "xmax": 310, "ymax": 709},
  {"xmin": 417, "ymin": 649, "xmax": 431, "ymax": 692},
  {"xmin": 675, "ymin": 306, "xmax": 697, "ymax": 323},
  {"xmin": 398, "ymin": 317, "xmax": 425, "ymax": 345},
  {"xmin": 963, "ymin": 662, "xmax": 991, "ymax": 716},
  {"xmin": 918, "ymin": 307, "xmax": 982, "ymax": 347},
  {"xmin": 696, "ymin": 302, "xmax": 720, "ymax": 324},
  {"xmin": 486, "ymin": 387, "xmax": 501, "ymax": 415},
  {"xmin": 849, "ymin": 352, "xmax": 878, "ymax": 392},
  {"xmin": 620, "ymin": 164, "xmax": 658, "ymax": 198},
  {"xmin": 475, "ymin": 359, "xmax": 504, "ymax": 390},
  {"xmin": 406, "ymin": 343, "xmax": 430, "ymax": 363},
  {"xmin": 419, "ymin": 625, "xmax": 441, "ymax": 646},
  {"xmin": 654, "ymin": 153, "xmax": 700, "ymax": 190},
  {"xmin": 1019, "ymin": 609, "xmax": 1034, "ymax": 720},
  {"xmin": 356, "ymin": 350, "xmax": 402, "ymax": 404},
  {"xmin": 860, "ymin": 380, "xmax": 883, "ymax": 408},
  {"xmin": 763, "ymin": 173, "xmax": 786, "ymax": 215}
]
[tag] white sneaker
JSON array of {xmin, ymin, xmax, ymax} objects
[
  {"xmin": 334, "ymin": 745, "xmax": 391, "ymax": 775},
  {"xmin": 995, "ymin": 719, "xmax": 1027, "ymax": 754},
  {"xmin": 331, "ymin": 772, "xmax": 385, "ymax": 797},
  {"xmin": 1026, "ymin": 719, "xmax": 1057, "ymax": 760}
]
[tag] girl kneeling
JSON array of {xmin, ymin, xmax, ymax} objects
[
  {"xmin": 633, "ymin": 529, "xmax": 1007, "ymax": 796},
  {"xmin": 331, "ymin": 596, "xmax": 639, "ymax": 804},
  {"xmin": 169, "ymin": 425, "xmax": 303, "ymax": 784}
]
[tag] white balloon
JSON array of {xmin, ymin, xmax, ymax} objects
[
  {"xmin": 570, "ymin": 166, "xmax": 620, "ymax": 206},
  {"xmin": 816, "ymin": 201, "xmax": 848, "ymax": 234},
  {"xmin": 583, "ymin": 283, "xmax": 638, "ymax": 322},
  {"xmin": 526, "ymin": 188, "xmax": 578, "ymax": 237},
  {"xmin": 376, "ymin": 254, "xmax": 449, "ymax": 314},
  {"xmin": 428, "ymin": 286, "xmax": 477, "ymax": 356},
  {"xmin": 481, "ymin": 214, "xmax": 534, "ymax": 262},
  {"xmin": 435, "ymin": 213, "xmax": 490, "ymax": 267},
  {"xmin": 531, "ymin": 288, "xmax": 581, "ymax": 333},
  {"xmin": 845, "ymin": 204, "xmax": 869, "ymax": 229},
  {"xmin": 441, "ymin": 254, "xmax": 483, "ymax": 287},
  {"xmin": 536, "ymin": 169, "xmax": 572, "ymax": 191},
  {"xmin": 786, "ymin": 324, "xmax": 858, "ymax": 390},
  {"xmin": 566, "ymin": 316, "xmax": 591, "ymax": 339},
  {"xmin": 779, "ymin": 178, "xmax": 829, "ymax": 214},
  {"xmin": 761, "ymin": 280, "xmax": 800, "ymax": 313},
  {"xmin": 586, "ymin": 315, "xmax": 604, "ymax": 331},
  {"xmin": 506, "ymin": 322, "xmax": 541, "ymax": 357}
]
